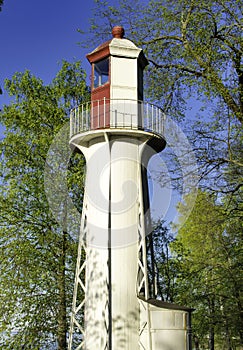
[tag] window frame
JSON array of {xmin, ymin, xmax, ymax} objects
[{"xmin": 93, "ymin": 57, "xmax": 110, "ymax": 89}]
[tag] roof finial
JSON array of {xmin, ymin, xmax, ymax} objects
[{"xmin": 112, "ymin": 26, "xmax": 125, "ymax": 39}]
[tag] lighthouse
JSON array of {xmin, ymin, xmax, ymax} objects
[{"xmin": 68, "ymin": 26, "xmax": 192, "ymax": 350}]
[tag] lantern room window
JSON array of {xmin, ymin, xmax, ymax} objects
[{"xmin": 94, "ymin": 58, "xmax": 109, "ymax": 88}]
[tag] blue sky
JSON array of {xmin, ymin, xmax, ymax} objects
[
  {"xmin": 0, "ymin": 0, "xmax": 109, "ymax": 137},
  {"xmin": 0, "ymin": 0, "xmax": 102, "ymax": 109}
]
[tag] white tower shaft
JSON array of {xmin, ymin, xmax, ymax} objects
[{"xmin": 69, "ymin": 130, "xmax": 158, "ymax": 349}]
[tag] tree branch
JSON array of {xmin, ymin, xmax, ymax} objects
[
  {"xmin": 148, "ymin": 59, "xmax": 204, "ymax": 77},
  {"xmin": 141, "ymin": 35, "xmax": 183, "ymax": 45}
]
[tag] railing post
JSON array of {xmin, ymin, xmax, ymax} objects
[
  {"xmin": 97, "ymin": 99, "xmax": 100, "ymax": 129},
  {"xmin": 80, "ymin": 104, "xmax": 82, "ymax": 131},
  {"xmin": 140, "ymin": 101, "xmax": 144, "ymax": 129},
  {"xmin": 163, "ymin": 112, "xmax": 166, "ymax": 135},
  {"xmin": 130, "ymin": 100, "xmax": 133, "ymax": 129},
  {"xmin": 152, "ymin": 104, "xmax": 154, "ymax": 131},
  {"xmin": 159, "ymin": 108, "xmax": 161, "ymax": 134},
  {"xmin": 70, "ymin": 109, "xmax": 73, "ymax": 137},
  {"xmin": 75, "ymin": 107, "xmax": 77, "ymax": 135},
  {"xmin": 146, "ymin": 102, "xmax": 149, "ymax": 131},
  {"xmin": 123, "ymin": 109, "xmax": 125, "ymax": 127},
  {"xmin": 115, "ymin": 109, "xmax": 117, "ymax": 127},
  {"xmin": 91, "ymin": 101, "xmax": 93, "ymax": 130},
  {"xmin": 86, "ymin": 102, "xmax": 88, "ymax": 130},
  {"xmin": 104, "ymin": 97, "xmax": 106, "ymax": 128},
  {"xmin": 156, "ymin": 107, "xmax": 158, "ymax": 133}
]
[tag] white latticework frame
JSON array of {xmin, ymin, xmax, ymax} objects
[
  {"xmin": 68, "ymin": 204, "xmax": 110, "ymax": 350},
  {"xmin": 137, "ymin": 176, "xmax": 153, "ymax": 350},
  {"xmin": 68, "ymin": 203, "xmax": 88, "ymax": 350}
]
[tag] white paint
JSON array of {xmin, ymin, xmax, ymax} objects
[
  {"xmin": 139, "ymin": 300, "xmax": 188, "ymax": 350},
  {"xmin": 73, "ymin": 133, "xmax": 148, "ymax": 349},
  {"xmin": 109, "ymin": 38, "xmax": 142, "ymax": 59},
  {"xmin": 109, "ymin": 39, "xmax": 142, "ymax": 128}
]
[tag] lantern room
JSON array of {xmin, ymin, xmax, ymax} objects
[{"xmin": 86, "ymin": 26, "xmax": 148, "ymax": 129}]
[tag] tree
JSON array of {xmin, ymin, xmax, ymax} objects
[
  {"xmin": 0, "ymin": 0, "xmax": 4, "ymax": 12},
  {"xmin": 171, "ymin": 190, "xmax": 243, "ymax": 350},
  {"xmin": 0, "ymin": 61, "xmax": 89, "ymax": 349},
  {"xmin": 146, "ymin": 221, "xmax": 178, "ymax": 302}
]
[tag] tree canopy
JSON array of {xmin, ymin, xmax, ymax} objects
[
  {"xmin": 171, "ymin": 190, "xmax": 243, "ymax": 349},
  {"xmin": 0, "ymin": 61, "xmax": 88, "ymax": 349}
]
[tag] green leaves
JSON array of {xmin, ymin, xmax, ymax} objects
[
  {"xmin": 0, "ymin": 60, "xmax": 88, "ymax": 348},
  {"xmin": 172, "ymin": 190, "xmax": 243, "ymax": 348},
  {"xmin": 53, "ymin": 60, "xmax": 90, "ymax": 108}
]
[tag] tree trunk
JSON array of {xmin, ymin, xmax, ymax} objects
[
  {"xmin": 208, "ymin": 296, "xmax": 215, "ymax": 350},
  {"xmin": 221, "ymin": 307, "xmax": 232, "ymax": 350},
  {"xmin": 57, "ymin": 230, "xmax": 68, "ymax": 350},
  {"xmin": 193, "ymin": 335, "xmax": 199, "ymax": 350},
  {"xmin": 234, "ymin": 287, "xmax": 243, "ymax": 346},
  {"xmin": 208, "ymin": 325, "xmax": 214, "ymax": 350}
]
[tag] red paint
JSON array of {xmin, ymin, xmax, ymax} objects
[{"xmin": 91, "ymin": 85, "xmax": 110, "ymax": 129}]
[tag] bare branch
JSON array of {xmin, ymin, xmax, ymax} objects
[
  {"xmin": 141, "ymin": 35, "xmax": 183, "ymax": 45},
  {"xmin": 148, "ymin": 59, "xmax": 204, "ymax": 77}
]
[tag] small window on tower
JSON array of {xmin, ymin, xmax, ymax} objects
[{"xmin": 94, "ymin": 58, "xmax": 109, "ymax": 88}]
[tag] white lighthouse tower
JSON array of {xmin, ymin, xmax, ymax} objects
[{"xmin": 68, "ymin": 26, "xmax": 192, "ymax": 350}]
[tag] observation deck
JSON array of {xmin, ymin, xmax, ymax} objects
[{"xmin": 70, "ymin": 98, "xmax": 166, "ymax": 139}]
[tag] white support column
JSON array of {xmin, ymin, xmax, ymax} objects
[{"xmin": 109, "ymin": 136, "xmax": 140, "ymax": 349}]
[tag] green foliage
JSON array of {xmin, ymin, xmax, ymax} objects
[
  {"xmin": 53, "ymin": 60, "xmax": 89, "ymax": 108},
  {"xmin": 85, "ymin": 0, "xmax": 243, "ymax": 122},
  {"xmin": 171, "ymin": 190, "xmax": 243, "ymax": 349},
  {"xmin": 0, "ymin": 61, "xmax": 88, "ymax": 349}
]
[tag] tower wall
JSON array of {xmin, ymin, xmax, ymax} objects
[
  {"xmin": 110, "ymin": 56, "xmax": 138, "ymax": 100},
  {"xmin": 73, "ymin": 133, "xmax": 154, "ymax": 349}
]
